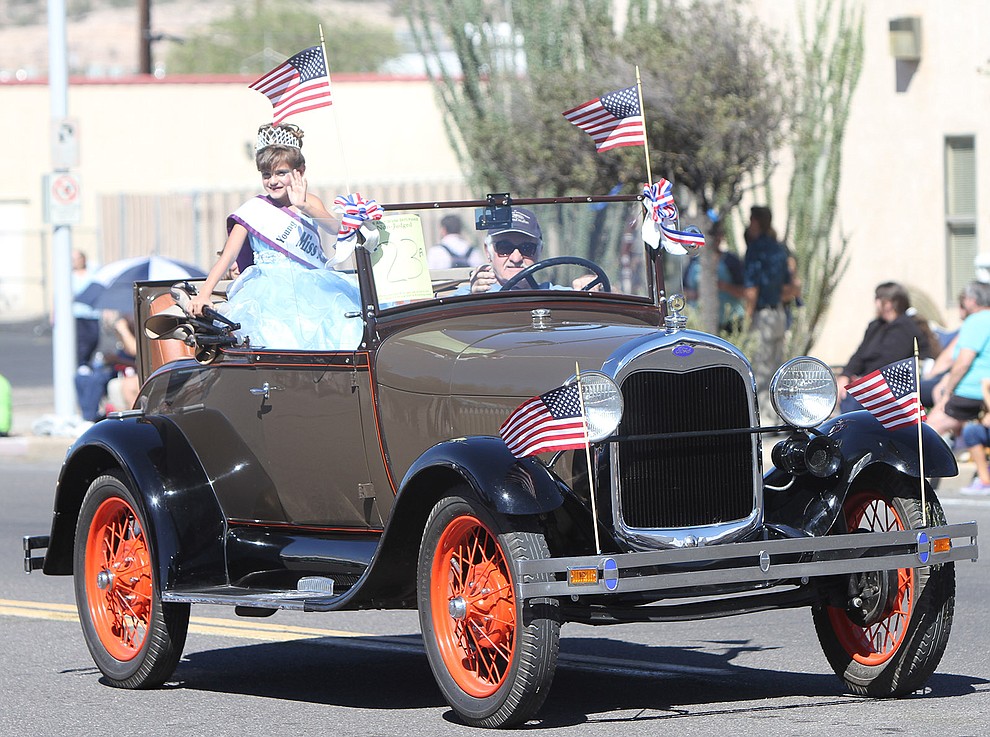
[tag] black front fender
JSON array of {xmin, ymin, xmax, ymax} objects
[
  {"xmin": 43, "ymin": 415, "xmax": 226, "ymax": 591},
  {"xmin": 336, "ymin": 436, "xmax": 566, "ymax": 609},
  {"xmin": 399, "ymin": 436, "xmax": 565, "ymax": 516},
  {"xmin": 764, "ymin": 411, "xmax": 957, "ymax": 536},
  {"xmin": 822, "ymin": 410, "xmax": 957, "ymax": 480}
]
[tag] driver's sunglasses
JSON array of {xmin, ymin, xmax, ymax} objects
[{"xmin": 492, "ymin": 239, "xmax": 538, "ymax": 258}]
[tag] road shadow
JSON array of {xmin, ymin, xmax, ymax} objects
[{"xmin": 153, "ymin": 633, "xmax": 987, "ymax": 727}]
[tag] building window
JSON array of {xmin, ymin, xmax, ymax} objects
[{"xmin": 946, "ymin": 135, "xmax": 977, "ymax": 302}]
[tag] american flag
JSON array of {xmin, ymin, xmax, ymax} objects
[
  {"xmin": 562, "ymin": 85, "xmax": 646, "ymax": 153},
  {"xmin": 500, "ymin": 383, "xmax": 588, "ymax": 458},
  {"xmin": 846, "ymin": 357, "xmax": 926, "ymax": 430},
  {"xmin": 250, "ymin": 46, "xmax": 333, "ymax": 126}
]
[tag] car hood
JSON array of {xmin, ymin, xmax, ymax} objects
[{"xmin": 375, "ymin": 310, "xmax": 661, "ymax": 398}]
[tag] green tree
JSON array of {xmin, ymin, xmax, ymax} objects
[
  {"xmin": 781, "ymin": 0, "xmax": 863, "ymax": 355},
  {"xmin": 166, "ymin": 5, "xmax": 401, "ymax": 75},
  {"xmin": 404, "ymin": 0, "xmax": 789, "ymax": 329}
]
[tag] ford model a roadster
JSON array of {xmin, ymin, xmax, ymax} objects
[{"xmin": 24, "ymin": 193, "xmax": 978, "ymax": 728}]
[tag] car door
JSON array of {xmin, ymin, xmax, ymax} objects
[{"xmin": 251, "ymin": 351, "xmax": 386, "ymax": 529}]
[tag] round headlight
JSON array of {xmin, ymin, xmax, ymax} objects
[
  {"xmin": 770, "ymin": 357, "xmax": 837, "ymax": 428},
  {"xmin": 576, "ymin": 372, "xmax": 624, "ymax": 442}
]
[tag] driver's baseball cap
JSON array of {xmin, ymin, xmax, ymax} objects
[{"xmin": 489, "ymin": 207, "xmax": 542, "ymax": 241}]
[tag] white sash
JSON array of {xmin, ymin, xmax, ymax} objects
[{"xmin": 228, "ymin": 196, "xmax": 326, "ymax": 270}]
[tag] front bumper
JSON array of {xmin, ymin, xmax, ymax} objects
[{"xmin": 515, "ymin": 521, "xmax": 978, "ymax": 599}]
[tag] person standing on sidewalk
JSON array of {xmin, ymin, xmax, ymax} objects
[
  {"xmin": 71, "ymin": 249, "xmax": 101, "ymax": 367},
  {"xmin": 743, "ymin": 205, "xmax": 793, "ymax": 424},
  {"xmin": 427, "ymin": 214, "xmax": 482, "ymax": 270}
]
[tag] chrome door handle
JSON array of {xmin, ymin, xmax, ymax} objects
[{"xmin": 248, "ymin": 382, "xmax": 280, "ymax": 399}]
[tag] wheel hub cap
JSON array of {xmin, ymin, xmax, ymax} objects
[
  {"xmin": 96, "ymin": 569, "xmax": 114, "ymax": 590},
  {"xmin": 448, "ymin": 596, "xmax": 467, "ymax": 620}
]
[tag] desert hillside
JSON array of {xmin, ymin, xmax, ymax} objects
[{"xmin": 0, "ymin": 0, "xmax": 398, "ymax": 80}]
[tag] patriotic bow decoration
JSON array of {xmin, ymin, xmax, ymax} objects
[
  {"xmin": 333, "ymin": 193, "xmax": 383, "ymax": 243},
  {"xmin": 641, "ymin": 179, "xmax": 705, "ymax": 255},
  {"xmin": 328, "ymin": 193, "xmax": 386, "ymax": 266}
]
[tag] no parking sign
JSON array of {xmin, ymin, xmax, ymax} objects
[{"xmin": 43, "ymin": 172, "xmax": 82, "ymax": 226}]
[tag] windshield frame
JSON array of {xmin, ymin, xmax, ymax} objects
[{"xmin": 352, "ymin": 193, "xmax": 666, "ymax": 334}]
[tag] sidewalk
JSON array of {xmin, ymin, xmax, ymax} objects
[{"xmin": 0, "ymin": 384, "xmax": 76, "ymax": 463}]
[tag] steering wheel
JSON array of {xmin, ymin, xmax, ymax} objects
[{"xmin": 498, "ymin": 256, "xmax": 611, "ymax": 293}]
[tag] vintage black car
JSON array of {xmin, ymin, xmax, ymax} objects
[{"xmin": 24, "ymin": 193, "xmax": 978, "ymax": 728}]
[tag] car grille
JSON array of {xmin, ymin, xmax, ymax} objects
[{"xmin": 616, "ymin": 367, "xmax": 755, "ymax": 529}]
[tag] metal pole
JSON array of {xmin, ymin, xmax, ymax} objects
[
  {"xmin": 48, "ymin": 0, "xmax": 78, "ymax": 421},
  {"xmin": 138, "ymin": 0, "xmax": 152, "ymax": 75}
]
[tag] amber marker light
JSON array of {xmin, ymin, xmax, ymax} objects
[
  {"xmin": 568, "ymin": 568, "xmax": 599, "ymax": 586},
  {"xmin": 932, "ymin": 537, "xmax": 952, "ymax": 554}
]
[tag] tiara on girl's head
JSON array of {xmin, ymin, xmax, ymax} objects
[{"xmin": 256, "ymin": 123, "xmax": 304, "ymax": 151}]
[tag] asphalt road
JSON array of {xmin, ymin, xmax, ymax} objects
[
  {"xmin": 2, "ymin": 454, "xmax": 989, "ymax": 736},
  {"xmin": 3, "ymin": 318, "xmax": 990, "ymax": 734}
]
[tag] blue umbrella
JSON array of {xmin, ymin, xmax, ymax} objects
[{"xmin": 76, "ymin": 255, "xmax": 207, "ymax": 315}]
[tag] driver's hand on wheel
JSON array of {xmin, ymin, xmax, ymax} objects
[
  {"xmin": 470, "ymin": 264, "xmax": 497, "ymax": 294},
  {"xmin": 572, "ymin": 274, "xmax": 602, "ymax": 292}
]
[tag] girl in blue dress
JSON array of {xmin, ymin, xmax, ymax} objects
[{"xmin": 189, "ymin": 124, "xmax": 362, "ymax": 351}]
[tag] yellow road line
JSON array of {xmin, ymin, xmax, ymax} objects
[{"xmin": 0, "ymin": 599, "xmax": 376, "ymax": 642}]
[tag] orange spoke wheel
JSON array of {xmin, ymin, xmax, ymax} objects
[
  {"xmin": 826, "ymin": 490, "xmax": 912, "ymax": 665},
  {"xmin": 84, "ymin": 496, "xmax": 154, "ymax": 661},
  {"xmin": 812, "ymin": 478, "xmax": 955, "ymax": 697},
  {"xmin": 431, "ymin": 514, "xmax": 516, "ymax": 698},
  {"xmin": 418, "ymin": 495, "xmax": 559, "ymax": 728},
  {"xmin": 74, "ymin": 473, "xmax": 189, "ymax": 689}
]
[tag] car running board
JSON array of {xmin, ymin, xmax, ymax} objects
[{"xmin": 162, "ymin": 577, "xmax": 339, "ymax": 613}]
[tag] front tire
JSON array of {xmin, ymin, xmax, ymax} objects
[
  {"xmin": 813, "ymin": 476, "xmax": 955, "ymax": 696},
  {"xmin": 418, "ymin": 495, "xmax": 560, "ymax": 728},
  {"xmin": 73, "ymin": 472, "xmax": 190, "ymax": 688}
]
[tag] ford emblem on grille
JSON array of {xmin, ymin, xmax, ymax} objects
[{"xmin": 672, "ymin": 344, "xmax": 694, "ymax": 357}]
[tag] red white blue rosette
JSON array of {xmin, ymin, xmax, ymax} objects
[
  {"xmin": 330, "ymin": 193, "xmax": 385, "ymax": 265},
  {"xmin": 641, "ymin": 179, "xmax": 705, "ymax": 255},
  {"xmin": 333, "ymin": 193, "xmax": 383, "ymax": 243}
]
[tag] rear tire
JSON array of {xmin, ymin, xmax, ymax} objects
[
  {"xmin": 73, "ymin": 472, "xmax": 190, "ymax": 688},
  {"xmin": 418, "ymin": 495, "xmax": 560, "ymax": 728},
  {"xmin": 813, "ymin": 476, "xmax": 955, "ymax": 696}
]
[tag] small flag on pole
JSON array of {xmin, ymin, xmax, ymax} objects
[
  {"xmin": 562, "ymin": 85, "xmax": 646, "ymax": 153},
  {"xmin": 846, "ymin": 357, "xmax": 926, "ymax": 430},
  {"xmin": 500, "ymin": 383, "xmax": 588, "ymax": 458},
  {"xmin": 250, "ymin": 46, "xmax": 333, "ymax": 126}
]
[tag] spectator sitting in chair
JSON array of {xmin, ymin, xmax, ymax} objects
[
  {"xmin": 926, "ymin": 280, "xmax": 990, "ymax": 441},
  {"xmin": 836, "ymin": 282, "xmax": 934, "ymax": 414}
]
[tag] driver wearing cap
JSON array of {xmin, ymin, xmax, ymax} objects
[{"xmin": 464, "ymin": 207, "xmax": 546, "ymax": 294}]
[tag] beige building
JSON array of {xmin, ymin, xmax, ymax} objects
[
  {"xmin": 1, "ymin": 0, "xmax": 988, "ymax": 367},
  {"xmin": 747, "ymin": 0, "xmax": 990, "ymax": 365},
  {"xmin": 0, "ymin": 74, "xmax": 468, "ymax": 323}
]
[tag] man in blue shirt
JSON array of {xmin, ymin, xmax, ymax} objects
[
  {"xmin": 743, "ymin": 206, "xmax": 792, "ymax": 424},
  {"xmin": 460, "ymin": 207, "xmax": 547, "ymax": 294}
]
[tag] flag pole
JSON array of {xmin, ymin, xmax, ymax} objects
[
  {"xmin": 319, "ymin": 24, "xmax": 351, "ymax": 194},
  {"xmin": 634, "ymin": 66, "xmax": 653, "ymax": 187},
  {"xmin": 915, "ymin": 339, "xmax": 928, "ymax": 527},
  {"xmin": 575, "ymin": 362, "xmax": 602, "ymax": 555}
]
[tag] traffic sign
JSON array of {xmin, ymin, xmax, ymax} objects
[{"xmin": 43, "ymin": 172, "xmax": 82, "ymax": 226}]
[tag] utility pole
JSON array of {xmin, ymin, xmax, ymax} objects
[
  {"xmin": 47, "ymin": 0, "xmax": 77, "ymax": 422},
  {"xmin": 139, "ymin": 0, "xmax": 152, "ymax": 74}
]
